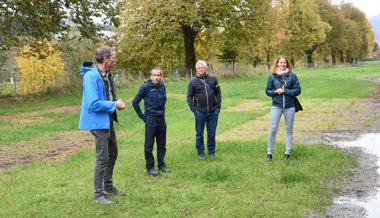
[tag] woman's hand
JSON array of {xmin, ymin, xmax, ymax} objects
[{"xmin": 274, "ymin": 88, "xmax": 284, "ymax": 95}]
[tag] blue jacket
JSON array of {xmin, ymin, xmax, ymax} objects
[
  {"xmin": 79, "ymin": 61, "xmax": 117, "ymax": 130},
  {"xmin": 265, "ymin": 72, "xmax": 301, "ymax": 109},
  {"xmin": 132, "ymin": 80, "xmax": 166, "ymax": 121}
]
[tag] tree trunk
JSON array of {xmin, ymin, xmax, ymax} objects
[
  {"xmin": 305, "ymin": 44, "xmax": 319, "ymax": 68},
  {"xmin": 346, "ymin": 52, "xmax": 353, "ymax": 64},
  {"xmin": 339, "ymin": 51, "xmax": 344, "ymax": 63},
  {"xmin": 331, "ymin": 48, "xmax": 336, "ymax": 65},
  {"xmin": 181, "ymin": 25, "xmax": 198, "ymax": 73},
  {"xmin": 290, "ymin": 56, "xmax": 295, "ymax": 68},
  {"xmin": 253, "ymin": 56, "xmax": 259, "ymax": 68},
  {"xmin": 266, "ymin": 52, "xmax": 270, "ymax": 70},
  {"xmin": 306, "ymin": 52, "xmax": 313, "ymax": 68}
]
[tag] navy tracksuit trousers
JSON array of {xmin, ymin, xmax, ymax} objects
[{"xmin": 144, "ymin": 116, "xmax": 166, "ymax": 170}]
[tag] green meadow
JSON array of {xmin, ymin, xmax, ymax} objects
[{"xmin": 0, "ymin": 62, "xmax": 379, "ymax": 217}]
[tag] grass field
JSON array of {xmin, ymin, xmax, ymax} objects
[{"xmin": 0, "ymin": 61, "xmax": 379, "ymax": 217}]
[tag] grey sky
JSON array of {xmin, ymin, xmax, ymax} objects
[{"xmin": 342, "ymin": 0, "xmax": 380, "ymax": 17}]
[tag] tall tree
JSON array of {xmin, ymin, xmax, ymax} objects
[
  {"xmin": 250, "ymin": 1, "xmax": 282, "ymax": 68},
  {"xmin": 340, "ymin": 3, "xmax": 372, "ymax": 62},
  {"xmin": 118, "ymin": 0, "xmax": 266, "ymax": 72},
  {"xmin": 0, "ymin": 0, "xmax": 119, "ymax": 48},
  {"xmin": 316, "ymin": 0, "xmax": 345, "ymax": 64},
  {"xmin": 217, "ymin": 45, "xmax": 238, "ymax": 73},
  {"xmin": 276, "ymin": 0, "xmax": 331, "ymax": 67}
]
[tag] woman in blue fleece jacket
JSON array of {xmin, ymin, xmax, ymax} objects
[{"xmin": 265, "ymin": 55, "xmax": 301, "ymax": 161}]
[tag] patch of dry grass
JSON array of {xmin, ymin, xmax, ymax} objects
[
  {"xmin": 0, "ymin": 105, "xmax": 80, "ymax": 126},
  {"xmin": 218, "ymin": 97, "xmax": 375, "ymax": 144},
  {"xmin": 224, "ymin": 99, "xmax": 264, "ymax": 112},
  {"xmin": 0, "ymin": 130, "xmax": 131, "ymax": 169}
]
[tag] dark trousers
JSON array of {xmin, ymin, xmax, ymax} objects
[
  {"xmin": 144, "ymin": 117, "xmax": 167, "ymax": 170},
  {"xmin": 194, "ymin": 109, "xmax": 219, "ymax": 155},
  {"xmin": 90, "ymin": 123, "xmax": 118, "ymax": 198}
]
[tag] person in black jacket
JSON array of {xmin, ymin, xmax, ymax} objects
[
  {"xmin": 265, "ymin": 55, "xmax": 301, "ymax": 161},
  {"xmin": 132, "ymin": 67, "xmax": 169, "ymax": 176},
  {"xmin": 187, "ymin": 60, "xmax": 222, "ymax": 159}
]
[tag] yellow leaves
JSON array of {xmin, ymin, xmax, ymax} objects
[{"xmin": 16, "ymin": 39, "xmax": 64, "ymax": 95}]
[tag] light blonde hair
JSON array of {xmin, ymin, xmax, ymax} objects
[
  {"xmin": 195, "ymin": 60, "xmax": 208, "ymax": 69},
  {"xmin": 271, "ymin": 55, "xmax": 292, "ymax": 73}
]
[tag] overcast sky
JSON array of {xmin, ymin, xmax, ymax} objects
[{"xmin": 342, "ymin": 0, "xmax": 380, "ymax": 17}]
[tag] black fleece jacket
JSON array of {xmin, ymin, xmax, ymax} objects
[{"xmin": 187, "ymin": 74, "xmax": 221, "ymax": 113}]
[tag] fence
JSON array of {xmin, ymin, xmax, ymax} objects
[
  {"xmin": 0, "ymin": 61, "xmax": 269, "ymax": 98},
  {"xmin": 5, "ymin": 60, "xmax": 341, "ymax": 98},
  {"xmin": 0, "ymin": 77, "xmax": 18, "ymax": 98}
]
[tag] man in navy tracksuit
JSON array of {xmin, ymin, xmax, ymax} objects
[
  {"xmin": 132, "ymin": 67, "xmax": 169, "ymax": 176},
  {"xmin": 187, "ymin": 60, "xmax": 222, "ymax": 159}
]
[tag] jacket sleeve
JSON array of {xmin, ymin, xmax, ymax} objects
[
  {"xmin": 187, "ymin": 80, "xmax": 195, "ymax": 112},
  {"xmin": 214, "ymin": 78, "xmax": 222, "ymax": 110},
  {"xmin": 85, "ymin": 72, "xmax": 117, "ymax": 113},
  {"xmin": 132, "ymin": 85, "xmax": 146, "ymax": 121},
  {"xmin": 284, "ymin": 73, "xmax": 301, "ymax": 97},
  {"xmin": 265, "ymin": 75, "xmax": 276, "ymax": 97}
]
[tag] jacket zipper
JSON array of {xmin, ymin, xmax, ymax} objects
[
  {"xmin": 282, "ymin": 76, "xmax": 285, "ymax": 108},
  {"xmin": 203, "ymin": 77, "xmax": 209, "ymax": 113}
]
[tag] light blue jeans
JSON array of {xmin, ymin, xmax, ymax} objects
[{"xmin": 267, "ymin": 106, "xmax": 295, "ymax": 155}]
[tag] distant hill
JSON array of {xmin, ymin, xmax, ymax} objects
[{"xmin": 369, "ymin": 15, "xmax": 380, "ymax": 43}]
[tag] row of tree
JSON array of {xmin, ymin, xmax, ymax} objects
[
  {"xmin": 0, "ymin": 0, "xmax": 375, "ymax": 96},
  {"xmin": 117, "ymin": 0, "xmax": 374, "ymax": 72}
]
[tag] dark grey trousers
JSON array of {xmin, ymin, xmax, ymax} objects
[{"xmin": 90, "ymin": 124, "xmax": 118, "ymax": 198}]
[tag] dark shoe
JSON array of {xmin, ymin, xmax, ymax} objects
[
  {"xmin": 159, "ymin": 166, "xmax": 170, "ymax": 173},
  {"xmin": 267, "ymin": 154, "xmax": 272, "ymax": 161},
  {"xmin": 147, "ymin": 168, "xmax": 160, "ymax": 176},
  {"xmin": 198, "ymin": 154, "xmax": 205, "ymax": 160},
  {"xmin": 284, "ymin": 154, "xmax": 290, "ymax": 160},
  {"xmin": 104, "ymin": 188, "xmax": 126, "ymax": 197},
  {"xmin": 95, "ymin": 195, "xmax": 118, "ymax": 204}
]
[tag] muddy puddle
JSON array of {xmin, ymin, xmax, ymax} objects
[{"xmin": 333, "ymin": 133, "xmax": 380, "ymax": 218}]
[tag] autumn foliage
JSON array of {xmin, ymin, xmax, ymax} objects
[{"xmin": 16, "ymin": 40, "xmax": 64, "ymax": 95}]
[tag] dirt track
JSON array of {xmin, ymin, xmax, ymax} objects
[
  {"xmin": 316, "ymin": 79, "xmax": 380, "ymax": 217},
  {"xmin": 0, "ymin": 105, "xmax": 130, "ymax": 169}
]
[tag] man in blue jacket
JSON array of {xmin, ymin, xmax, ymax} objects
[
  {"xmin": 79, "ymin": 46, "xmax": 126, "ymax": 204},
  {"xmin": 187, "ymin": 60, "xmax": 222, "ymax": 159},
  {"xmin": 132, "ymin": 67, "xmax": 169, "ymax": 176}
]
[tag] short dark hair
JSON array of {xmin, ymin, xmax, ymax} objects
[{"xmin": 95, "ymin": 46, "xmax": 116, "ymax": 64}]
